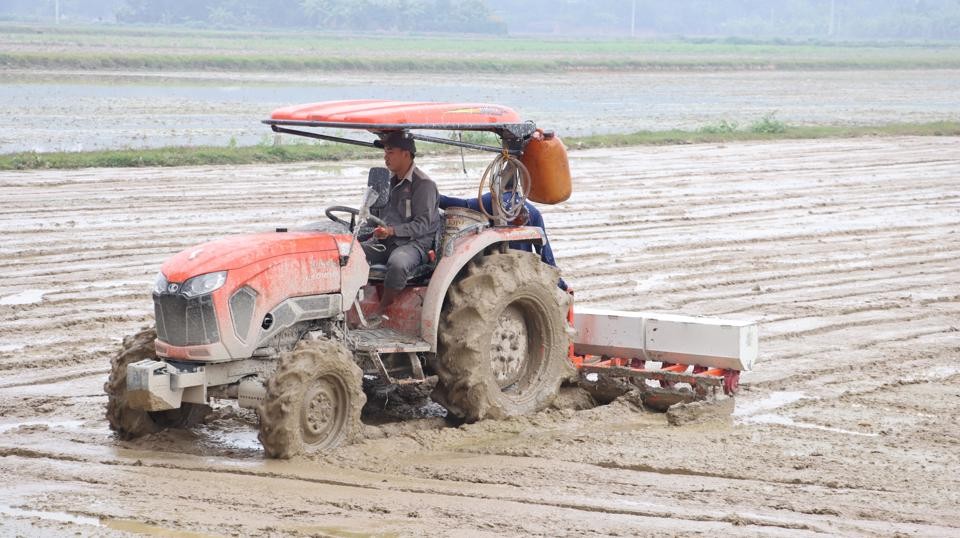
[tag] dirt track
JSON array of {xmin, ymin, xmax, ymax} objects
[{"xmin": 1, "ymin": 136, "xmax": 958, "ymax": 536}]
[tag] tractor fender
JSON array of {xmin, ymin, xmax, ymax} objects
[
  {"xmin": 420, "ymin": 226, "xmax": 545, "ymax": 352},
  {"xmin": 338, "ymin": 237, "xmax": 370, "ymax": 313}
]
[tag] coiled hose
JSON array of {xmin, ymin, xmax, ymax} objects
[{"xmin": 477, "ymin": 153, "xmax": 531, "ymax": 226}]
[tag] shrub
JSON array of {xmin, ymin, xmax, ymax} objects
[
  {"xmin": 698, "ymin": 119, "xmax": 739, "ymax": 134},
  {"xmin": 750, "ymin": 113, "xmax": 788, "ymax": 134}
]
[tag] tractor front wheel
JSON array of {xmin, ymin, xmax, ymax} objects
[
  {"xmin": 433, "ymin": 251, "xmax": 572, "ymax": 421},
  {"xmin": 104, "ymin": 326, "xmax": 210, "ymax": 439},
  {"xmin": 258, "ymin": 338, "xmax": 366, "ymax": 458}
]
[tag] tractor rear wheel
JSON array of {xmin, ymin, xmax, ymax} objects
[
  {"xmin": 104, "ymin": 326, "xmax": 210, "ymax": 439},
  {"xmin": 258, "ymin": 338, "xmax": 365, "ymax": 458},
  {"xmin": 433, "ymin": 251, "xmax": 572, "ymax": 421}
]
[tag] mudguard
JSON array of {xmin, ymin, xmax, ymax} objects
[{"xmin": 420, "ymin": 226, "xmax": 545, "ymax": 352}]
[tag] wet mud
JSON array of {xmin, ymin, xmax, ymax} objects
[{"xmin": 1, "ymin": 137, "xmax": 959, "ymax": 536}]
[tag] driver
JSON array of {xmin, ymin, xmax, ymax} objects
[{"xmin": 363, "ymin": 130, "xmax": 441, "ymax": 321}]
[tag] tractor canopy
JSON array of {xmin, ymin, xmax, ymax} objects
[
  {"xmin": 269, "ymin": 99, "xmax": 521, "ymax": 128},
  {"xmin": 263, "ymin": 99, "xmax": 538, "ymax": 154}
]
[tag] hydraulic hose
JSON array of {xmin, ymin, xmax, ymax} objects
[{"xmin": 477, "ymin": 152, "xmax": 531, "ymax": 226}]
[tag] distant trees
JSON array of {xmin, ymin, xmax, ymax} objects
[
  {"xmin": 3, "ymin": 0, "xmax": 958, "ymax": 40},
  {"xmin": 114, "ymin": 0, "xmax": 506, "ymax": 33},
  {"xmin": 1, "ymin": 0, "xmax": 124, "ymax": 23},
  {"xmin": 487, "ymin": 0, "xmax": 960, "ymax": 41}
]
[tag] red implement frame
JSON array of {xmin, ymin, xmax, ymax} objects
[
  {"xmin": 565, "ymin": 302, "xmax": 740, "ymax": 399},
  {"xmin": 569, "ymin": 355, "xmax": 740, "ymax": 396}
]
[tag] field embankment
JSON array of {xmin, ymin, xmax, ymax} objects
[
  {"xmin": 3, "ymin": 23, "xmax": 960, "ymax": 72},
  {"xmin": 3, "ymin": 120, "xmax": 959, "ymax": 170}
]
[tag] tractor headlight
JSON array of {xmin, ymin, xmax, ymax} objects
[
  {"xmin": 181, "ymin": 271, "xmax": 227, "ymax": 298},
  {"xmin": 154, "ymin": 272, "xmax": 168, "ymax": 295}
]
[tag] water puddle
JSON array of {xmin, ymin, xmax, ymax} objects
[
  {"xmin": 733, "ymin": 391, "xmax": 807, "ymax": 417},
  {"xmin": 0, "ymin": 504, "xmax": 218, "ymax": 536},
  {"xmin": 202, "ymin": 427, "xmax": 263, "ymax": 452},
  {"xmin": 918, "ymin": 365, "xmax": 960, "ymax": 381},
  {"xmin": 743, "ymin": 413, "xmax": 878, "ymax": 437},
  {"xmin": 289, "ymin": 524, "xmax": 386, "ymax": 538},
  {"xmin": 634, "ymin": 274, "xmax": 667, "ymax": 293},
  {"xmin": 730, "ymin": 390, "xmax": 873, "ymax": 436},
  {"xmin": 102, "ymin": 518, "xmax": 219, "ymax": 537},
  {"xmin": 87, "ymin": 279, "xmax": 148, "ymax": 290},
  {"xmin": 0, "ymin": 419, "xmax": 89, "ymax": 434},
  {"xmin": 0, "ymin": 504, "xmax": 100, "ymax": 527},
  {"xmin": 0, "ymin": 289, "xmax": 53, "ymax": 305}
]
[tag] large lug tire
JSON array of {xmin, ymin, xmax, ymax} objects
[
  {"xmin": 104, "ymin": 326, "xmax": 210, "ymax": 439},
  {"xmin": 258, "ymin": 338, "xmax": 366, "ymax": 458},
  {"xmin": 433, "ymin": 251, "xmax": 573, "ymax": 421}
]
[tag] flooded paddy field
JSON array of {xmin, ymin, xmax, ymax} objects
[
  {"xmin": 1, "ymin": 136, "xmax": 958, "ymax": 536},
  {"xmin": 2, "ymin": 68, "xmax": 960, "ymax": 153}
]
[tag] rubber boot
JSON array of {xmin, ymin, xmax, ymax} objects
[
  {"xmin": 368, "ymin": 286, "xmax": 400, "ymax": 328},
  {"xmin": 378, "ymin": 286, "xmax": 400, "ymax": 313}
]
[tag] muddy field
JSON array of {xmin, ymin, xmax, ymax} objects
[{"xmin": 1, "ymin": 136, "xmax": 959, "ymax": 536}]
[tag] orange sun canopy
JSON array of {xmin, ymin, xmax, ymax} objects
[{"xmin": 269, "ymin": 99, "xmax": 523, "ymax": 127}]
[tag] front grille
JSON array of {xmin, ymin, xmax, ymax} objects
[{"xmin": 154, "ymin": 292, "xmax": 220, "ymax": 346}]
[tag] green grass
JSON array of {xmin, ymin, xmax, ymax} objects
[
  {"xmin": 4, "ymin": 121, "xmax": 959, "ymax": 171},
  {"xmin": 749, "ymin": 113, "xmax": 788, "ymax": 134},
  {"xmin": 698, "ymin": 119, "xmax": 740, "ymax": 134},
  {"xmin": 5, "ymin": 22, "xmax": 959, "ymax": 55},
  {"xmin": 0, "ymin": 143, "xmax": 379, "ymax": 170},
  {"xmin": 3, "ymin": 22, "xmax": 960, "ymax": 72},
  {"xmin": 4, "ymin": 50, "xmax": 960, "ymax": 72},
  {"xmin": 566, "ymin": 121, "xmax": 960, "ymax": 149}
]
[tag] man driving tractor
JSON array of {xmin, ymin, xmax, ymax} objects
[{"xmin": 363, "ymin": 131, "xmax": 441, "ymax": 320}]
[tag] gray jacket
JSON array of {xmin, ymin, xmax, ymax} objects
[{"xmin": 373, "ymin": 165, "xmax": 441, "ymax": 254}]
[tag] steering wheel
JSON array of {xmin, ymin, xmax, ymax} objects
[
  {"xmin": 325, "ymin": 205, "xmax": 359, "ymax": 230},
  {"xmin": 325, "ymin": 205, "xmax": 387, "ymax": 231}
]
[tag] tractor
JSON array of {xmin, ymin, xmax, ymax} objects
[
  {"xmin": 106, "ymin": 100, "xmax": 576, "ymax": 457},
  {"xmin": 105, "ymin": 100, "xmax": 757, "ymax": 458}
]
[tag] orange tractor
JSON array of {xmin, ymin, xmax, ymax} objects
[{"xmin": 106, "ymin": 101, "xmax": 756, "ymax": 458}]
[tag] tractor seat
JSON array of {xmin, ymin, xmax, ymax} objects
[
  {"xmin": 366, "ymin": 224, "xmax": 443, "ymax": 284},
  {"xmin": 367, "ymin": 248, "xmax": 438, "ymax": 284}
]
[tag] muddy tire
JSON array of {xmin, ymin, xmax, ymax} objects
[
  {"xmin": 433, "ymin": 251, "xmax": 573, "ymax": 421},
  {"xmin": 258, "ymin": 339, "xmax": 366, "ymax": 458},
  {"xmin": 104, "ymin": 326, "xmax": 210, "ymax": 439}
]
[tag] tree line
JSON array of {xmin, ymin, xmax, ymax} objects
[
  {"xmin": 487, "ymin": 0, "xmax": 960, "ymax": 41},
  {"xmin": 117, "ymin": 0, "xmax": 506, "ymax": 33},
  {"xmin": 4, "ymin": 0, "xmax": 960, "ymax": 40}
]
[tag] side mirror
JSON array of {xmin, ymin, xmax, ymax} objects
[{"xmin": 367, "ymin": 167, "xmax": 390, "ymax": 210}]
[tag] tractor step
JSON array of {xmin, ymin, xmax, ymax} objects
[{"xmin": 349, "ymin": 328, "xmax": 431, "ymax": 354}]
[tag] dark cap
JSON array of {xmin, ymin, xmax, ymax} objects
[{"xmin": 375, "ymin": 130, "xmax": 416, "ymax": 156}]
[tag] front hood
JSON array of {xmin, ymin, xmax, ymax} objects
[{"xmin": 161, "ymin": 231, "xmax": 340, "ymax": 282}]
